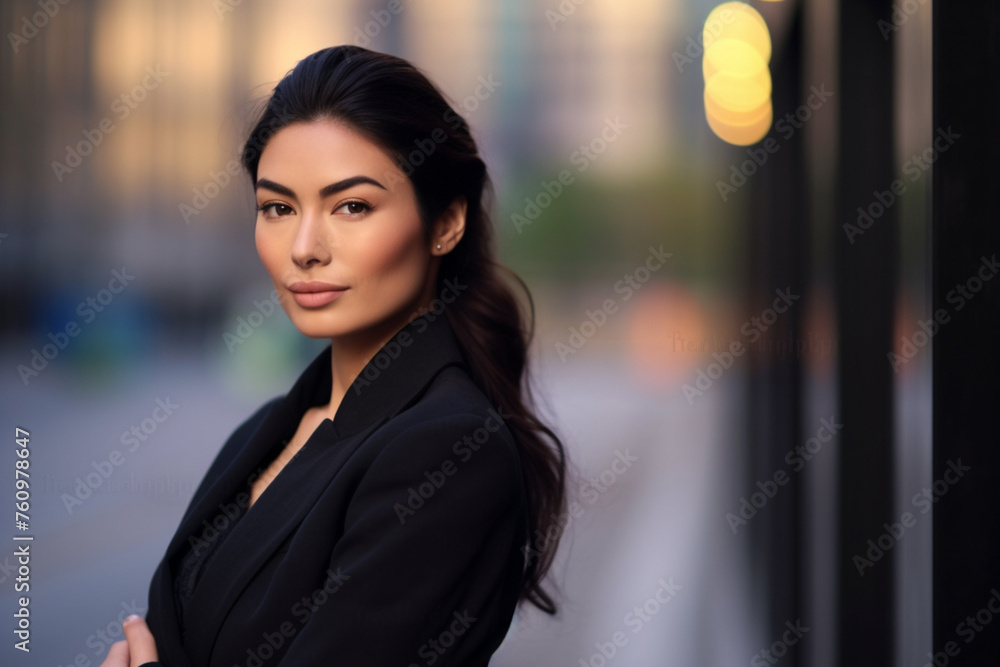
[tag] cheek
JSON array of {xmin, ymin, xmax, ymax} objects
[
  {"xmin": 353, "ymin": 218, "xmax": 428, "ymax": 289},
  {"xmin": 254, "ymin": 225, "xmax": 271, "ymax": 270},
  {"xmin": 255, "ymin": 223, "xmax": 285, "ymax": 282}
]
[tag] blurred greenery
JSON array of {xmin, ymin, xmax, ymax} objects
[{"xmin": 496, "ymin": 155, "xmax": 746, "ymax": 291}]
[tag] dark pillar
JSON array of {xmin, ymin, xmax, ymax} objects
[
  {"xmin": 932, "ymin": 2, "xmax": 1000, "ymax": 663},
  {"xmin": 748, "ymin": 3, "xmax": 806, "ymax": 664},
  {"xmin": 835, "ymin": 0, "xmax": 896, "ymax": 664}
]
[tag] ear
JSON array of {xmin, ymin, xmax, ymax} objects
[{"xmin": 431, "ymin": 196, "xmax": 467, "ymax": 255}]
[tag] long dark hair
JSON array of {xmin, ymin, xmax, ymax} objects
[{"xmin": 239, "ymin": 45, "xmax": 567, "ymax": 614}]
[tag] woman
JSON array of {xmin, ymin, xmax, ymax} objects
[{"xmin": 102, "ymin": 45, "xmax": 567, "ymax": 667}]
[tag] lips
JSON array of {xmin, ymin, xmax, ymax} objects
[
  {"xmin": 288, "ymin": 281, "xmax": 348, "ymax": 293},
  {"xmin": 287, "ymin": 281, "xmax": 348, "ymax": 308}
]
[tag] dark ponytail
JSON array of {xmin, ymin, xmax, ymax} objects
[{"xmin": 240, "ymin": 45, "xmax": 567, "ymax": 614}]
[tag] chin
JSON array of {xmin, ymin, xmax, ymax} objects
[
  {"xmin": 290, "ymin": 318, "xmax": 356, "ymax": 340},
  {"xmin": 283, "ymin": 297, "xmax": 420, "ymax": 341},
  {"xmin": 287, "ymin": 310, "xmax": 389, "ymax": 341}
]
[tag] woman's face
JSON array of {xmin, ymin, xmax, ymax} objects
[{"xmin": 254, "ymin": 118, "xmax": 436, "ymax": 342}]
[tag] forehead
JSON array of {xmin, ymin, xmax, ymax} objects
[{"xmin": 257, "ymin": 118, "xmax": 401, "ymax": 185}]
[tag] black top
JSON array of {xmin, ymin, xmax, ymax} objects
[
  {"xmin": 168, "ymin": 435, "xmax": 285, "ymax": 646},
  {"xmin": 142, "ymin": 312, "xmax": 530, "ymax": 666}
]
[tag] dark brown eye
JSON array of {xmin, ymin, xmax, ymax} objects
[
  {"xmin": 338, "ymin": 201, "xmax": 371, "ymax": 216},
  {"xmin": 258, "ymin": 203, "xmax": 292, "ymax": 217}
]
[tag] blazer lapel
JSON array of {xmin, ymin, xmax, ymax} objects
[
  {"xmin": 162, "ymin": 340, "xmax": 338, "ymax": 563},
  {"xmin": 165, "ymin": 397, "xmax": 293, "ymax": 561},
  {"xmin": 147, "ymin": 348, "xmax": 332, "ymax": 665},
  {"xmin": 183, "ymin": 414, "xmax": 389, "ymax": 666}
]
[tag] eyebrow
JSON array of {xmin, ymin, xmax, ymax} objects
[{"xmin": 255, "ymin": 175, "xmax": 387, "ymax": 199}]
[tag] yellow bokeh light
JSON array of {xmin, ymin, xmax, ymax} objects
[
  {"xmin": 703, "ymin": 1, "xmax": 771, "ymax": 63},
  {"xmin": 705, "ymin": 70, "xmax": 772, "ymax": 113},
  {"xmin": 705, "ymin": 99, "xmax": 773, "ymax": 146},
  {"xmin": 704, "ymin": 85, "xmax": 771, "ymax": 127},
  {"xmin": 703, "ymin": 38, "xmax": 770, "ymax": 90},
  {"xmin": 702, "ymin": 2, "xmax": 774, "ymax": 145}
]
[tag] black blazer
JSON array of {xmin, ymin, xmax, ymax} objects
[{"xmin": 143, "ymin": 312, "xmax": 530, "ymax": 666}]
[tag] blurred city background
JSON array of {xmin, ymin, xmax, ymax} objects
[{"xmin": 0, "ymin": 1, "xmax": 937, "ymax": 666}]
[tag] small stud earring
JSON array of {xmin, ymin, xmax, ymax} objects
[{"xmin": 436, "ymin": 244, "xmax": 442, "ymax": 250}]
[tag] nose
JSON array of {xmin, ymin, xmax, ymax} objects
[{"xmin": 290, "ymin": 208, "xmax": 331, "ymax": 269}]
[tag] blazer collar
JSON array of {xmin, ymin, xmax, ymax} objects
[{"xmin": 276, "ymin": 310, "xmax": 468, "ymax": 441}]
